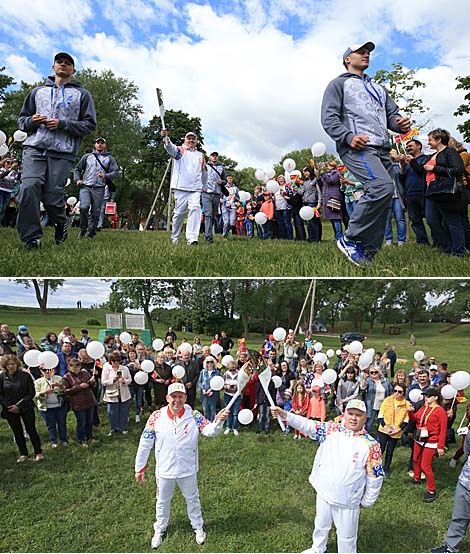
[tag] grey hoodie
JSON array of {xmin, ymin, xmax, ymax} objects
[
  {"xmin": 18, "ymin": 77, "xmax": 96, "ymax": 161},
  {"xmin": 458, "ymin": 432, "xmax": 470, "ymax": 491},
  {"xmin": 321, "ymin": 72, "xmax": 402, "ymax": 157}
]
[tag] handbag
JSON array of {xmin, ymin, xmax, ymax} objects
[
  {"xmin": 106, "ymin": 387, "xmax": 120, "ymax": 399},
  {"xmin": 92, "ymin": 154, "xmax": 116, "ymax": 192},
  {"xmin": 326, "ymin": 197, "xmax": 341, "ymax": 211},
  {"xmin": 352, "ymin": 190, "xmax": 363, "ymax": 202},
  {"xmin": 457, "ymin": 413, "xmax": 469, "ymax": 436}
]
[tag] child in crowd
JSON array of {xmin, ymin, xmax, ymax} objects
[
  {"xmin": 282, "ymin": 389, "xmax": 293, "ymax": 434},
  {"xmin": 235, "ymin": 201, "xmax": 246, "ymax": 236},
  {"xmin": 307, "ymin": 385, "xmax": 326, "ymax": 422},
  {"xmin": 292, "ymin": 381, "xmax": 310, "ymax": 440},
  {"xmin": 245, "ymin": 204, "xmax": 255, "ymax": 238},
  {"xmin": 259, "ymin": 191, "xmax": 274, "ymax": 239}
]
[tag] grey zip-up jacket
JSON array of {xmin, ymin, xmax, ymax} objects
[
  {"xmin": 18, "ymin": 77, "xmax": 96, "ymax": 161},
  {"xmin": 458, "ymin": 432, "xmax": 470, "ymax": 491},
  {"xmin": 73, "ymin": 151, "xmax": 120, "ymax": 187},
  {"xmin": 321, "ymin": 72, "xmax": 403, "ymax": 157},
  {"xmin": 204, "ymin": 162, "xmax": 227, "ymax": 194},
  {"xmin": 302, "ymin": 178, "xmax": 322, "ymax": 205}
]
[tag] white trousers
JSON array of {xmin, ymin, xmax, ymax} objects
[
  {"xmin": 154, "ymin": 474, "xmax": 204, "ymax": 533},
  {"xmin": 311, "ymin": 495, "xmax": 360, "ymax": 553},
  {"xmin": 171, "ymin": 190, "xmax": 201, "ymax": 243}
]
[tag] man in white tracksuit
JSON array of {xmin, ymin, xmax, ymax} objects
[
  {"xmin": 134, "ymin": 382, "xmax": 228, "ymax": 549},
  {"xmin": 271, "ymin": 398, "xmax": 384, "ymax": 553},
  {"xmin": 161, "ymin": 129, "xmax": 207, "ymax": 245}
]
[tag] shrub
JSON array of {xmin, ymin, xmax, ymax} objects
[{"xmin": 86, "ymin": 318, "xmax": 101, "ymax": 325}]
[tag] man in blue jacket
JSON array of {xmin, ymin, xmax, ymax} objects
[
  {"xmin": 17, "ymin": 52, "xmax": 96, "ymax": 249},
  {"xmin": 321, "ymin": 41, "xmax": 411, "ymax": 266}
]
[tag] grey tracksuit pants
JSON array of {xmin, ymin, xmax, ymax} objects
[
  {"xmin": 340, "ymin": 146, "xmax": 394, "ymax": 253},
  {"xmin": 79, "ymin": 185, "xmax": 105, "ymax": 234},
  {"xmin": 202, "ymin": 192, "xmax": 221, "ymax": 242},
  {"xmin": 17, "ymin": 147, "xmax": 73, "ymax": 243},
  {"xmin": 445, "ymin": 481, "xmax": 470, "ymax": 550}
]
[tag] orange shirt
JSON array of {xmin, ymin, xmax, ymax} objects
[{"xmin": 425, "ymin": 153, "xmax": 437, "ymax": 186}]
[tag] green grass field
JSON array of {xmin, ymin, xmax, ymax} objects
[
  {"xmin": 1, "ymin": 308, "xmax": 470, "ymax": 552},
  {"xmin": 1, "ymin": 224, "xmax": 469, "ymax": 277}
]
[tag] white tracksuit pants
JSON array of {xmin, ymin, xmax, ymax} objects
[
  {"xmin": 171, "ymin": 190, "xmax": 201, "ymax": 244},
  {"xmin": 311, "ymin": 495, "xmax": 360, "ymax": 553},
  {"xmin": 154, "ymin": 474, "xmax": 204, "ymax": 532}
]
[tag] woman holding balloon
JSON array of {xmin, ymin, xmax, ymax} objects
[
  {"xmin": 223, "ymin": 360, "xmax": 241, "ymax": 435},
  {"xmin": 320, "ymin": 160, "xmax": 344, "ymax": 240},
  {"xmin": 361, "ymin": 366, "xmax": 392, "ymax": 434},
  {"xmin": 198, "ymin": 355, "xmax": 220, "ymax": 422},
  {"xmin": 0, "ymin": 354, "xmax": 44, "ymax": 462},
  {"xmin": 301, "ymin": 166, "xmax": 322, "ymax": 242},
  {"xmin": 102, "ymin": 352, "xmax": 132, "ymax": 435}
]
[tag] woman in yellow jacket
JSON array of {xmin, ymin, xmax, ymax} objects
[{"xmin": 377, "ymin": 383, "xmax": 411, "ymax": 477}]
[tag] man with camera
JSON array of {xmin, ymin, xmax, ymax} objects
[
  {"xmin": 203, "ymin": 151, "xmax": 227, "ymax": 243},
  {"xmin": 73, "ymin": 137, "xmax": 119, "ymax": 238}
]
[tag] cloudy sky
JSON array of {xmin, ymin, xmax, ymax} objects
[
  {"xmin": 0, "ymin": 279, "xmax": 111, "ymax": 309},
  {"xmin": 1, "ymin": 0, "xmax": 469, "ymax": 168}
]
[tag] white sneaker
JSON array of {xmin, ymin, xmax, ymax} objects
[
  {"xmin": 408, "ymin": 470, "xmax": 414, "ymax": 478},
  {"xmin": 195, "ymin": 528, "xmax": 206, "ymax": 545},
  {"xmin": 135, "ymin": 415, "xmax": 140, "ymax": 423},
  {"xmin": 151, "ymin": 531, "xmax": 163, "ymax": 549},
  {"xmin": 233, "ymin": 429, "xmax": 239, "ymax": 436},
  {"xmin": 293, "ymin": 435, "xmax": 298, "ymax": 440},
  {"xmin": 385, "ymin": 240, "xmax": 392, "ymax": 246},
  {"xmin": 224, "ymin": 428, "xmax": 231, "ymax": 435},
  {"xmin": 449, "ymin": 458, "xmax": 457, "ymax": 468}
]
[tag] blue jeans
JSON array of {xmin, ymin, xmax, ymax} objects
[
  {"xmin": 257, "ymin": 402, "xmax": 270, "ymax": 433},
  {"xmin": 407, "ymin": 196, "xmax": 429, "ymax": 244},
  {"xmin": 107, "ymin": 399, "xmax": 131, "ymax": 432},
  {"xmin": 0, "ymin": 190, "xmax": 11, "ymax": 224},
  {"xmin": 224, "ymin": 393, "xmax": 241, "ymax": 430},
  {"xmin": 330, "ymin": 219, "xmax": 343, "ymax": 240},
  {"xmin": 260, "ymin": 220, "xmax": 272, "ymax": 239},
  {"xmin": 222, "ymin": 208, "xmax": 236, "ymax": 237},
  {"xmin": 385, "ymin": 198, "xmax": 406, "ymax": 243},
  {"xmin": 345, "ymin": 200, "xmax": 357, "ymax": 218},
  {"xmin": 427, "ymin": 198, "xmax": 466, "ymax": 256},
  {"xmin": 275, "ymin": 209, "xmax": 293, "ymax": 240},
  {"xmin": 201, "ymin": 394, "xmax": 218, "ymax": 422},
  {"xmin": 245, "ymin": 219, "xmax": 254, "ymax": 238},
  {"xmin": 130, "ymin": 384, "xmax": 144, "ymax": 415},
  {"xmin": 39, "ymin": 404, "xmax": 68, "ymax": 443},
  {"xmin": 304, "ymin": 203, "xmax": 322, "ymax": 242},
  {"xmin": 74, "ymin": 407, "xmax": 94, "ymax": 443},
  {"xmin": 366, "ymin": 409, "xmax": 379, "ymax": 434}
]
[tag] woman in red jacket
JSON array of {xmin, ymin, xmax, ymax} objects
[{"xmin": 407, "ymin": 387, "xmax": 448, "ymax": 503}]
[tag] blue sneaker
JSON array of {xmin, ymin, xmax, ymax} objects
[{"xmin": 336, "ymin": 236, "xmax": 370, "ymax": 267}]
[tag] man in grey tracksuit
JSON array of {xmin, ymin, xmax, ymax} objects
[
  {"xmin": 16, "ymin": 52, "xmax": 96, "ymax": 249},
  {"xmin": 321, "ymin": 41, "xmax": 410, "ymax": 265},
  {"xmin": 431, "ymin": 432, "xmax": 470, "ymax": 553},
  {"xmin": 203, "ymin": 152, "xmax": 226, "ymax": 243},
  {"xmin": 73, "ymin": 137, "xmax": 119, "ymax": 238}
]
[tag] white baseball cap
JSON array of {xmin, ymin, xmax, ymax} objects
[
  {"xmin": 345, "ymin": 399, "xmax": 367, "ymax": 413},
  {"xmin": 167, "ymin": 382, "xmax": 186, "ymax": 395}
]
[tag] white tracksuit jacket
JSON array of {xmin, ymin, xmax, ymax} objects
[
  {"xmin": 135, "ymin": 404, "xmax": 221, "ymax": 478},
  {"xmin": 165, "ymin": 140, "xmax": 207, "ymax": 192},
  {"xmin": 286, "ymin": 413, "xmax": 384, "ymax": 507}
]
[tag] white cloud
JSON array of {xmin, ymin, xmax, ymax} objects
[{"xmin": 4, "ymin": 54, "xmax": 42, "ymax": 84}]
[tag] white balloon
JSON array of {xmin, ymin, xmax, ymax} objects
[
  {"xmin": 141, "ymin": 359, "xmax": 154, "ymax": 373},
  {"xmin": 119, "ymin": 332, "xmax": 132, "ymax": 345},
  {"xmin": 24, "ymin": 349, "xmax": 40, "ymax": 367},
  {"xmin": 13, "ymin": 129, "xmax": 27, "ymax": 142},
  {"xmin": 450, "ymin": 371, "xmax": 470, "ymax": 390},
  {"xmin": 266, "ymin": 180, "xmax": 280, "ymax": 194},
  {"xmin": 210, "ymin": 375, "xmax": 224, "ymax": 391},
  {"xmin": 299, "ymin": 206, "xmax": 314, "ymax": 221},
  {"xmin": 272, "ymin": 375, "xmax": 282, "ymax": 388},
  {"xmin": 365, "ymin": 348, "xmax": 375, "ymax": 358},
  {"xmin": 311, "ymin": 142, "xmax": 326, "ymax": 157},
  {"xmin": 152, "ymin": 338, "xmax": 164, "ymax": 351},
  {"xmin": 266, "ymin": 167, "xmax": 275, "ymax": 179},
  {"xmin": 273, "ymin": 327, "xmax": 286, "ymax": 341},
  {"xmin": 282, "ymin": 158, "xmax": 296, "ymax": 172},
  {"xmin": 326, "ymin": 349, "xmax": 335, "ymax": 358},
  {"xmin": 66, "ymin": 196, "xmax": 77, "ymax": 206},
  {"xmin": 322, "ymin": 368, "xmax": 337, "ymax": 385},
  {"xmin": 343, "ymin": 344, "xmax": 350, "ymax": 352},
  {"xmin": 134, "ymin": 371, "xmax": 149, "ymax": 385},
  {"xmin": 441, "ymin": 384, "xmax": 457, "ymax": 400},
  {"xmin": 238, "ymin": 408, "xmax": 254, "ymax": 425},
  {"xmin": 221, "ymin": 354, "xmax": 234, "ymax": 367},
  {"xmin": 254, "ymin": 212, "xmax": 267, "ymax": 225},
  {"xmin": 314, "ymin": 342, "xmax": 323, "ymax": 352},
  {"xmin": 255, "ymin": 169, "xmax": 267, "ymax": 182},
  {"xmin": 408, "ymin": 388, "xmax": 423, "ymax": 403},
  {"xmin": 0, "ymin": 144, "xmax": 9, "ymax": 156},
  {"xmin": 179, "ymin": 342, "xmax": 192, "ymax": 353},
  {"xmin": 0, "ymin": 130, "xmax": 6, "ymax": 144},
  {"xmin": 86, "ymin": 341, "xmax": 105, "ymax": 359},
  {"xmin": 284, "ymin": 172, "xmax": 292, "ymax": 183},
  {"xmin": 413, "ymin": 350, "xmax": 425, "ymax": 362},
  {"xmin": 336, "ymin": 349, "xmax": 342, "ymax": 356},
  {"xmin": 313, "ymin": 352, "xmax": 325, "ymax": 364},
  {"xmin": 210, "ymin": 343, "xmax": 223, "ymax": 356},
  {"xmin": 238, "ymin": 191, "xmax": 251, "ymax": 203},
  {"xmin": 349, "ymin": 341, "xmax": 363, "ymax": 355},
  {"xmin": 37, "ymin": 351, "xmax": 59, "ymax": 369},
  {"xmin": 172, "ymin": 365, "xmax": 185, "ymax": 379},
  {"xmin": 358, "ymin": 352, "xmax": 373, "ymax": 370}
]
